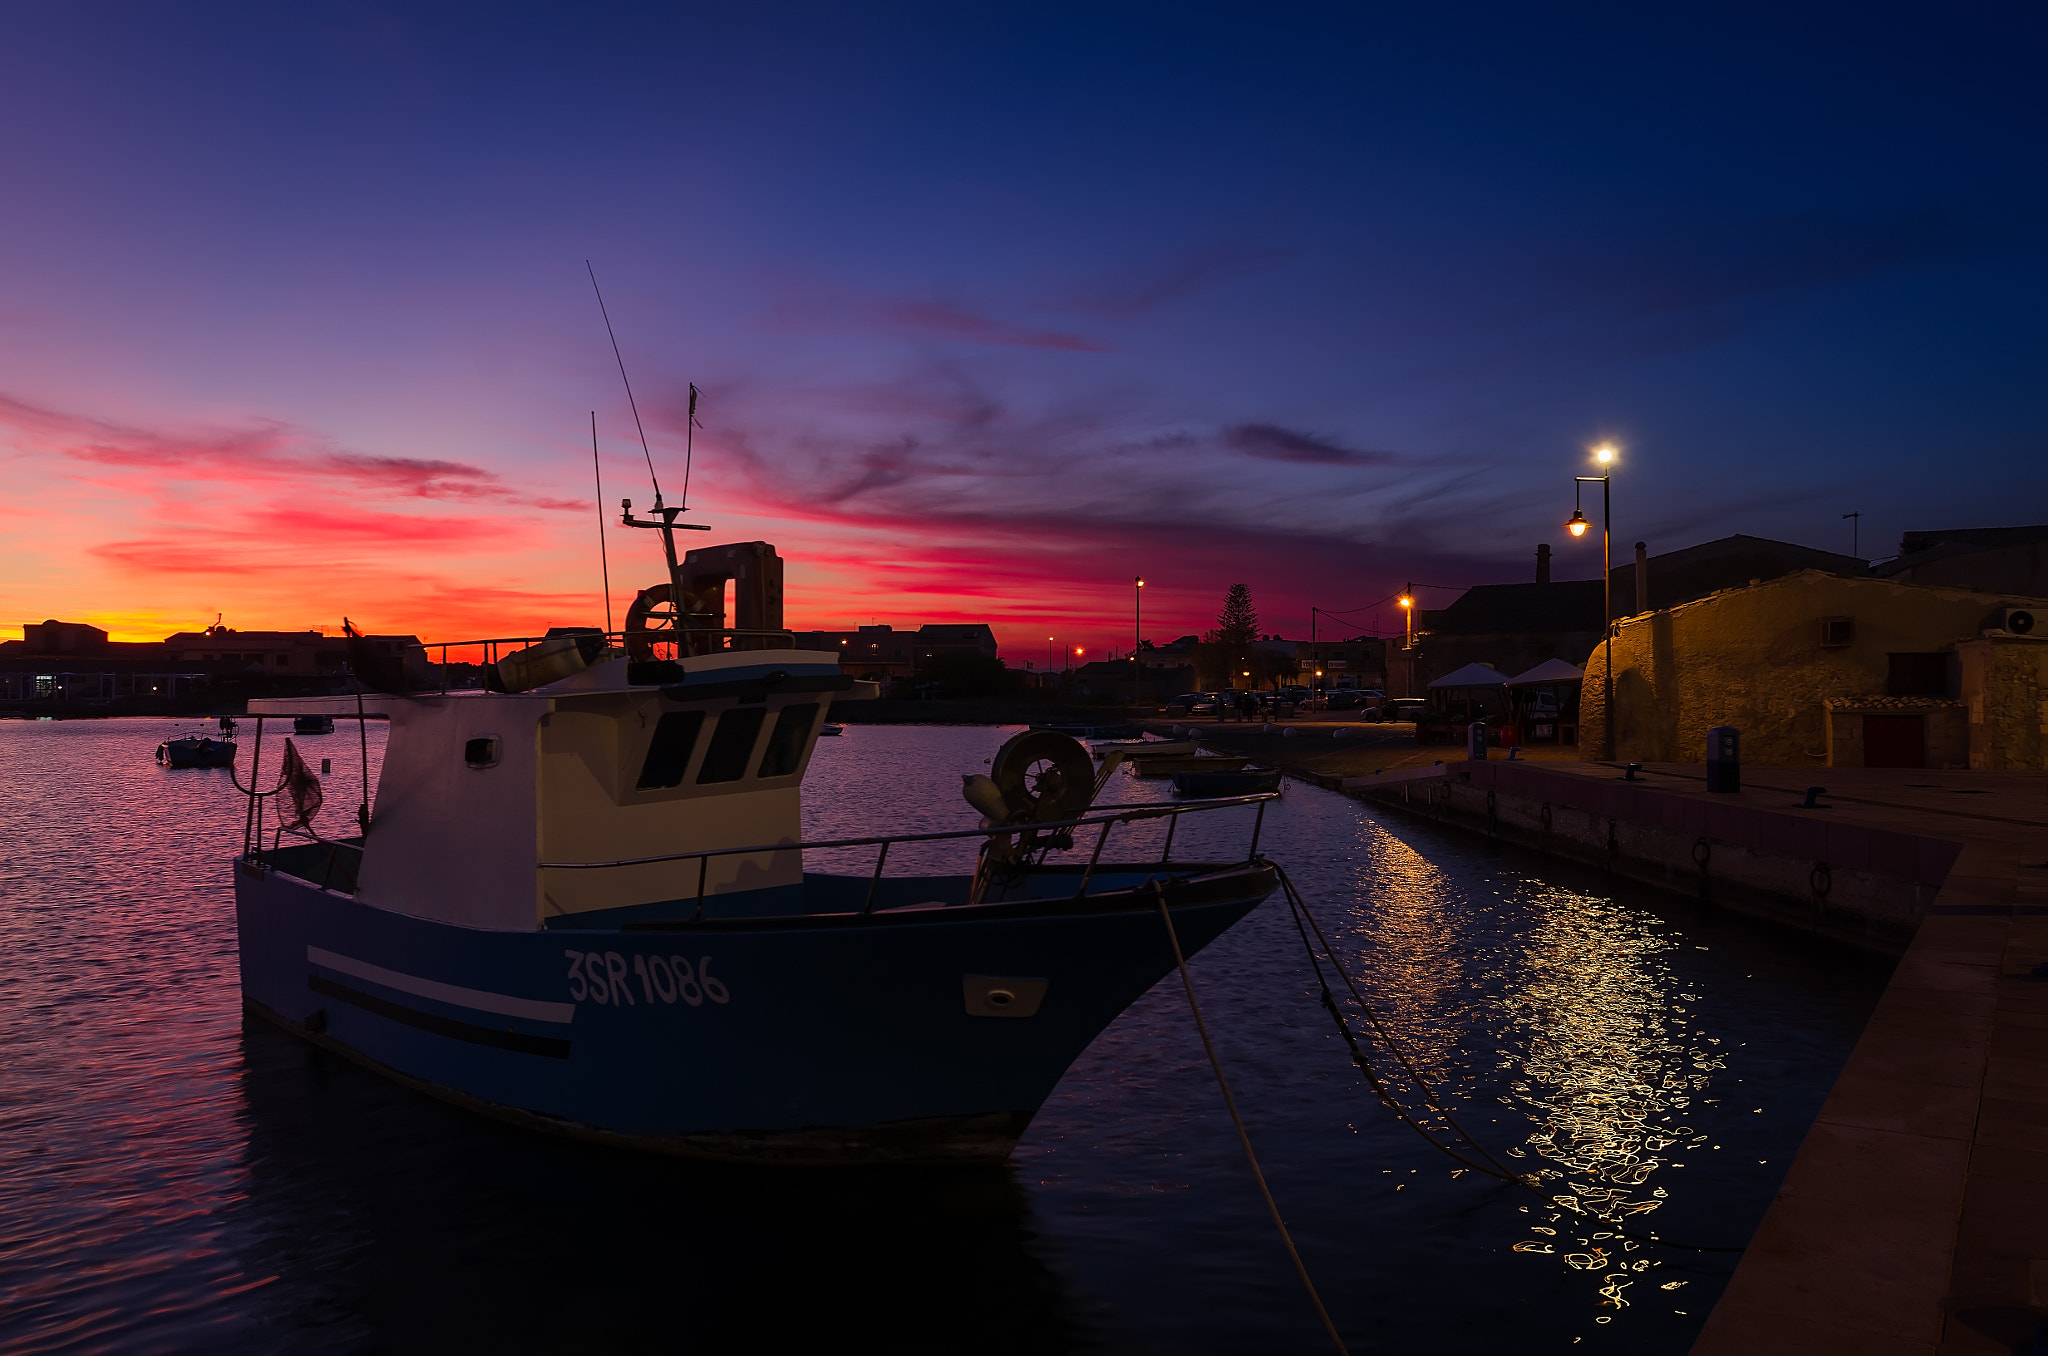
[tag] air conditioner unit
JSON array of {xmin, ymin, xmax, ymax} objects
[{"xmin": 2002, "ymin": 607, "xmax": 2037, "ymax": 636}]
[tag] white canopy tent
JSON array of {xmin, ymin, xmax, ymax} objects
[
  {"xmin": 1427, "ymin": 662, "xmax": 1512, "ymax": 688},
  {"xmin": 1505, "ymin": 658, "xmax": 1585, "ymax": 687}
]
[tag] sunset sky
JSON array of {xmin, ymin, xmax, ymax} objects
[{"xmin": 3, "ymin": 5, "xmax": 2043, "ymax": 661}]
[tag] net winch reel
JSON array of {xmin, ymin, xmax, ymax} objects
[{"xmin": 961, "ymin": 730, "xmax": 1113, "ymax": 890}]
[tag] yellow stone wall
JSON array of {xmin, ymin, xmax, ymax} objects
[
  {"xmin": 1579, "ymin": 571, "xmax": 2043, "ymax": 768},
  {"xmin": 1957, "ymin": 636, "xmax": 2048, "ymax": 769}
]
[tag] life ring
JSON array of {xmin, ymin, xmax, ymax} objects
[
  {"xmin": 624, "ymin": 582, "xmax": 723, "ymax": 661},
  {"xmin": 989, "ymin": 730, "xmax": 1094, "ymax": 824}
]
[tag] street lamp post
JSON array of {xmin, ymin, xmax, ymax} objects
[
  {"xmin": 1398, "ymin": 586, "xmax": 1414, "ymax": 649},
  {"xmin": 1568, "ymin": 445, "xmax": 1616, "ymax": 760},
  {"xmin": 1133, "ymin": 577, "xmax": 1145, "ymax": 707}
]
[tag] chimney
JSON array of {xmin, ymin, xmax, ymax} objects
[
  {"xmin": 1535, "ymin": 543, "xmax": 1552, "ymax": 584},
  {"xmin": 1634, "ymin": 541, "xmax": 1649, "ymax": 613}
]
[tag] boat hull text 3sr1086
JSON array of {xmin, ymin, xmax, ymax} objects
[{"xmin": 231, "ymin": 536, "xmax": 1278, "ymax": 1163}]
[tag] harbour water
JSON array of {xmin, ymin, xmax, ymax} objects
[{"xmin": 0, "ymin": 720, "xmax": 1893, "ymax": 1353}]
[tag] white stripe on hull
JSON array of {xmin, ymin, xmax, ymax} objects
[{"xmin": 306, "ymin": 946, "xmax": 575, "ymax": 1024}]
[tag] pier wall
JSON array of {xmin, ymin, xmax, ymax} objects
[{"xmin": 1343, "ymin": 760, "xmax": 1962, "ymax": 954}]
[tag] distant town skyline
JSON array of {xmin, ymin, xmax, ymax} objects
[{"xmin": 2, "ymin": 6, "xmax": 2042, "ymax": 660}]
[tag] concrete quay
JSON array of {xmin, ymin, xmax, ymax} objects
[{"xmin": 1156, "ymin": 717, "xmax": 2048, "ymax": 1353}]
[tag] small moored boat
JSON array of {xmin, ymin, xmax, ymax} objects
[
  {"xmin": 158, "ymin": 736, "xmax": 237, "ymax": 768},
  {"xmin": 1091, "ymin": 739, "xmax": 1195, "ymax": 758},
  {"xmin": 1172, "ymin": 766, "xmax": 1283, "ymax": 797},
  {"xmin": 1129, "ymin": 756, "xmax": 1252, "ymax": 778}
]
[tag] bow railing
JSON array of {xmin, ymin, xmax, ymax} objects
[{"xmin": 539, "ymin": 792, "xmax": 1278, "ymax": 917}]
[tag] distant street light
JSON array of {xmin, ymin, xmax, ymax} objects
[
  {"xmin": 1398, "ymin": 587, "xmax": 1415, "ymax": 650},
  {"xmin": 1568, "ymin": 444, "xmax": 1618, "ymax": 760},
  {"xmin": 1133, "ymin": 577, "xmax": 1145, "ymax": 707}
]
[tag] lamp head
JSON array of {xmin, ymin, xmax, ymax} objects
[
  {"xmin": 1566, "ymin": 508, "xmax": 1590, "ymax": 538},
  {"xmin": 1593, "ymin": 444, "xmax": 1616, "ymax": 466},
  {"xmin": 1398, "ymin": 595, "xmax": 1413, "ymax": 609},
  {"xmin": 1135, "ymin": 577, "xmax": 1144, "ymax": 587}
]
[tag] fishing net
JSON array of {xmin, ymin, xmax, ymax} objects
[{"xmin": 279, "ymin": 737, "xmax": 324, "ymax": 831}]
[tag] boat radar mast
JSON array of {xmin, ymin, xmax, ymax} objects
[{"xmin": 621, "ymin": 492, "xmax": 711, "ymax": 641}]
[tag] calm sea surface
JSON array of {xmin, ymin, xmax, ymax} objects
[{"xmin": 0, "ymin": 718, "xmax": 1892, "ymax": 1353}]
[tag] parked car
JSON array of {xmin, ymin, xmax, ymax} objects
[
  {"xmin": 1378, "ymin": 697, "xmax": 1429, "ymax": 723},
  {"xmin": 1324, "ymin": 690, "xmax": 1364, "ymax": 710},
  {"xmin": 1165, "ymin": 692, "xmax": 1205, "ymax": 715}
]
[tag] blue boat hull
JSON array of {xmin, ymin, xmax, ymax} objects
[{"xmin": 234, "ymin": 857, "xmax": 1272, "ymax": 1162}]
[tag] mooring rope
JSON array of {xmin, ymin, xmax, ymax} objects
[
  {"xmin": 1267, "ymin": 862, "xmax": 1744, "ymax": 1254},
  {"xmin": 1155, "ymin": 891, "xmax": 1350, "ymax": 1355}
]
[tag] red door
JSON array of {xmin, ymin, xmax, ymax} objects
[{"xmin": 1864, "ymin": 715, "xmax": 1925, "ymax": 768}]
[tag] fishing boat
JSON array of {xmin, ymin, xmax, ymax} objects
[
  {"xmin": 158, "ymin": 735, "xmax": 237, "ymax": 768},
  {"xmin": 818, "ymin": 722, "xmax": 845, "ymax": 736},
  {"xmin": 1172, "ymin": 766, "xmax": 1283, "ymax": 797},
  {"xmin": 228, "ymin": 507, "xmax": 1279, "ymax": 1163},
  {"xmin": 293, "ymin": 714, "xmax": 336, "ymax": 735}
]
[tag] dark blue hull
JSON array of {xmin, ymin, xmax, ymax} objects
[{"xmin": 234, "ymin": 857, "xmax": 1272, "ymax": 1162}]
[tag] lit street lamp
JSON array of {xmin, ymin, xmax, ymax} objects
[
  {"xmin": 1398, "ymin": 586, "xmax": 1414, "ymax": 649},
  {"xmin": 1569, "ymin": 444, "xmax": 1617, "ymax": 759},
  {"xmin": 1133, "ymin": 577, "xmax": 1145, "ymax": 707}
]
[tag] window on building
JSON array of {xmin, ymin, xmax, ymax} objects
[
  {"xmin": 1819, "ymin": 617, "xmax": 1854, "ymax": 647},
  {"xmin": 696, "ymin": 708, "xmax": 766, "ymax": 784},
  {"xmin": 1886, "ymin": 652, "xmax": 1948, "ymax": 697},
  {"xmin": 636, "ymin": 710, "xmax": 706, "ymax": 789},
  {"xmin": 758, "ymin": 703, "xmax": 819, "ymax": 778}
]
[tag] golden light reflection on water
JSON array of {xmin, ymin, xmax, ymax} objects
[
  {"xmin": 1500, "ymin": 882, "xmax": 1719, "ymax": 1315},
  {"xmin": 1347, "ymin": 839, "xmax": 1720, "ymax": 1322},
  {"xmin": 1347, "ymin": 828, "xmax": 1478, "ymax": 1074}
]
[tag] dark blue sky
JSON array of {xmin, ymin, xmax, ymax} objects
[{"xmin": 2, "ymin": 3, "xmax": 2042, "ymax": 647}]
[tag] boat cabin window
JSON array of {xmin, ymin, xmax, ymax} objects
[
  {"xmin": 758, "ymin": 703, "xmax": 819, "ymax": 778},
  {"xmin": 464, "ymin": 737, "xmax": 500, "ymax": 769},
  {"xmin": 636, "ymin": 710, "xmax": 707, "ymax": 789},
  {"xmin": 697, "ymin": 708, "xmax": 767, "ymax": 784}
]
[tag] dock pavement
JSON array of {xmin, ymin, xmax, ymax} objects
[{"xmin": 1156, "ymin": 715, "xmax": 2048, "ymax": 1352}]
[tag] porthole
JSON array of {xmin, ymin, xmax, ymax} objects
[{"xmin": 464, "ymin": 736, "xmax": 501, "ymax": 768}]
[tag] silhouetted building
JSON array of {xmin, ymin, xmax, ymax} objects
[
  {"xmin": 792, "ymin": 622, "xmax": 999, "ymax": 682},
  {"xmin": 0, "ymin": 619, "xmax": 424, "ymax": 710},
  {"xmin": 1876, "ymin": 524, "xmax": 2048, "ymax": 597}
]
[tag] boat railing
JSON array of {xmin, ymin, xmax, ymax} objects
[
  {"xmin": 403, "ymin": 629, "xmax": 803, "ymax": 695},
  {"xmin": 538, "ymin": 792, "xmax": 1279, "ymax": 916}
]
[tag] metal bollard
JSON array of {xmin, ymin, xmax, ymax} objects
[
  {"xmin": 1706, "ymin": 725, "xmax": 1740, "ymax": 793},
  {"xmin": 1467, "ymin": 720, "xmax": 1488, "ymax": 761}
]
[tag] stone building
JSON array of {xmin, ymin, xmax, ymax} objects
[
  {"xmin": 1579, "ymin": 571, "xmax": 2047, "ymax": 770},
  {"xmin": 1297, "ymin": 636, "xmax": 1385, "ymax": 689},
  {"xmin": 1390, "ymin": 534, "xmax": 1872, "ymax": 699}
]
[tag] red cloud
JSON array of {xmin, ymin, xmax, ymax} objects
[{"xmin": 0, "ymin": 391, "xmax": 572, "ymax": 507}]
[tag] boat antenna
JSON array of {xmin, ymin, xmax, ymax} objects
[
  {"xmin": 681, "ymin": 383, "xmax": 701, "ymax": 510},
  {"xmin": 585, "ymin": 260, "xmax": 663, "ymax": 506},
  {"xmin": 591, "ymin": 411, "xmax": 613, "ymax": 635}
]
